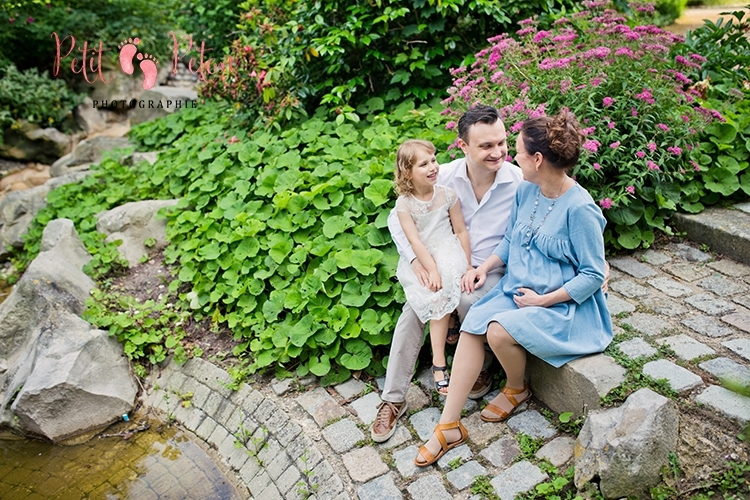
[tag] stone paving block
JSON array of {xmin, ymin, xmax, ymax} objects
[
  {"xmin": 257, "ymin": 438, "xmax": 282, "ymax": 466},
  {"xmin": 696, "ymin": 385, "xmax": 750, "ymax": 424},
  {"xmin": 216, "ymin": 400, "xmax": 239, "ymax": 429},
  {"xmin": 447, "ymin": 460, "xmax": 488, "ymax": 491},
  {"xmin": 643, "ymin": 294, "xmax": 690, "ymax": 317},
  {"xmin": 723, "ymin": 338, "xmax": 750, "ymax": 362},
  {"xmin": 276, "ymin": 420, "xmax": 303, "ymax": 448},
  {"xmin": 264, "ymin": 408, "xmax": 290, "ymax": 435},
  {"xmin": 357, "ymin": 472, "xmax": 403, "ymax": 500},
  {"xmin": 335, "ymin": 378, "xmax": 367, "ymax": 400},
  {"xmin": 616, "ymin": 337, "xmax": 657, "ymax": 359},
  {"xmin": 208, "ymin": 424, "xmax": 230, "ymax": 449},
  {"xmin": 266, "ymin": 450, "xmax": 292, "ymax": 482},
  {"xmin": 256, "ymin": 482, "xmax": 281, "ymax": 500},
  {"xmin": 674, "ymin": 243, "xmax": 712, "ymax": 262},
  {"xmin": 393, "ymin": 445, "xmax": 421, "ymax": 478},
  {"xmin": 529, "ymin": 354, "xmax": 626, "ymax": 416},
  {"xmin": 607, "ymin": 294, "xmax": 635, "ymax": 316},
  {"xmin": 462, "ymin": 412, "xmax": 505, "ymax": 446},
  {"xmin": 271, "ymin": 378, "xmax": 293, "ymax": 396},
  {"xmin": 621, "ymin": 312, "xmax": 670, "ymax": 337},
  {"xmin": 643, "ymin": 359, "xmax": 703, "ymax": 392},
  {"xmin": 647, "ymin": 277, "xmax": 693, "ymax": 297},
  {"xmin": 239, "ymin": 456, "xmax": 261, "ymax": 485},
  {"xmin": 406, "ymin": 383, "xmax": 431, "ymax": 412},
  {"xmin": 610, "ymin": 256, "xmax": 658, "ymax": 278},
  {"xmin": 203, "ymin": 391, "xmax": 224, "ymax": 417},
  {"xmin": 276, "ymin": 465, "xmax": 302, "ymax": 498},
  {"xmin": 349, "ymin": 391, "xmax": 381, "ymax": 425},
  {"xmin": 697, "ymin": 275, "xmax": 749, "ymax": 296},
  {"xmin": 664, "ymin": 262, "xmax": 712, "ymax": 282},
  {"xmin": 657, "ymin": 334, "xmax": 715, "ymax": 360},
  {"xmin": 229, "ymin": 383, "xmax": 254, "ymax": 406},
  {"xmin": 322, "ymin": 418, "xmax": 364, "ymax": 453},
  {"xmin": 642, "ymin": 250, "xmax": 672, "ymax": 265},
  {"xmin": 479, "ymin": 436, "xmax": 522, "ymax": 467},
  {"xmin": 183, "ymin": 408, "xmax": 207, "ymax": 432},
  {"xmin": 342, "ymin": 447, "xmax": 389, "ymax": 482},
  {"xmin": 535, "ymin": 436, "xmax": 575, "ymax": 467},
  {"xmin": 254, "ymin": 398, "xmax": 277, "ymax": 426},
  {"xmin": 240, "ymin": 388, "xmax": 266, "ymax": 417},
  {"xmin": 376, "ymin": 376, "xmax": 386, "ymax": 391},
  {"xmin": 218, "ymin": 431, "xmax": 237, "ymax": 459},
  {"xmin": 195, "ymin": 417, "xmax": 218, "ymax": 442},
  {"xmin": 313, "ymin": 465, "xmax": 345, "ymax": 498},
  {"xmin": 722, "ymin": 312, "xmax": 750, "ymax": 334},
  {"xmin": 410, "ymin": 407, "xmax": 442, "ymax": 440},
  {"xmin": 378, "ymin": 425, "xmax": 412, "ymax": 450},
  {"xmin": 682, "ymin": 315, "xmax": 734, "ymax": 337},
  {"xmin": 248, "ymin": 469, "xmax": 272, "ymax": 497},
  {"xmin": 699, "ymin": 357, "xmax": 750, "ymax": 387},
  {"xmin": 610, "ymin": 279, "xmax": 650, "ymax": 298},
  {"xmin": 708, "ymin": 259, "xmax": 750, "ymax": 277},
  {"xmin": 407, "ymin": 474, "xmax": 453, "ymax": 500},
  {"xmin": 685, "ymin": 294, "xmax": 737, "ymax": 316},
  {"xmin": 188, "ymin": 382, "xmax": 211, "ymax": 411},
  {"xmin": 507, "ymin": 410, "xmax": 557, "ymax": 439},
  {"xmin": 734, "ymin": 295, "xmax": 750, "ymax": 310},
  {"xmin": 490, "ymin": 461, "xmax": 548, "ymax": 500},
  {"xmin": 227, "ymin": 442, "xmax": 250, "ymax": 471},
  {"xmin": 437, "ymin": 443, "xmax": 473, "ymax": 470},
  {"xmin": 295, "ymin": 387, "xmax": 347, "ymax": 427}
]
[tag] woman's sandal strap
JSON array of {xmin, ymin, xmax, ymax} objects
[
  {"xmin": 416, "ymin": 445, "xmax": 436, "ymax": 465},
  {"xmin": 501, "ymin": 385, "xmax": 528, "ymax": 407},
  {"xmin": 482, "ymin": 402, "xmax": 509, "ymax": 420}
]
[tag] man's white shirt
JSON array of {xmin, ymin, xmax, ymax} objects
[{"xmin": 388, "ymin": 157, "xmax": 523, "ymax": 268}]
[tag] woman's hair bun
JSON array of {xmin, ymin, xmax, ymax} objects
[{"xmin": 546, "ymin": 110, "xmax": 583, "ymax": 162}]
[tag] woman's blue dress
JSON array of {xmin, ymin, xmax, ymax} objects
[{"xmin": 461, "ymin": 181, "xmax": 613, "ymax": 367}]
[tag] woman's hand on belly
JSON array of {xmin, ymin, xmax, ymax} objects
[{"xmin": 513, "ymin": 287, "xmax": 546, "ymax": 308}]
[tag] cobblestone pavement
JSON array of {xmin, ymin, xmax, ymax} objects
[{"xmin": 145, "ymin": 239, "xmax": 750, "ymax": 499}]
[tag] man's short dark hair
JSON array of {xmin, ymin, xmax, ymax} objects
[{"xmin": 457, "ymin": 105, "xmax": 501, "ymax": 143}]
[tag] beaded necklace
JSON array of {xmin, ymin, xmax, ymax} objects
[{"xmin": 523, "ymin": 178, "xmax": 568, "ymax": 251}]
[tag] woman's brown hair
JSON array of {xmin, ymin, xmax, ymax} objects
[{"xmin": 520, "ymin": 110, "xmax": 583, "ymax": 170}]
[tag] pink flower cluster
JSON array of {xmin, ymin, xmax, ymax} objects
[
  {"xmin": 634, "ymin": 88, "xmax": 655, "ymax": 104},
  {"xmin": 583, "ymin": 140, "xmax": 601, "ymax": 153},
  {"xmin": 599, "ymin": 198, "xmax": 613, "ymax": 209},
  {"xmin": 667, "ymin": 146, "xmax": 682, "ymax": 155},
  {"xmin": 647, "ymin": 161, "xmax": 659, "ymax": 170},
  {"xmin": 603, "ymin": 96, "xmax": 615, "ymax": 107}
]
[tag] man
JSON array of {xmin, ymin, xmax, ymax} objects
[{"xmin": 372, "ymin": 105, "xmax": 523, "ymax": 443}]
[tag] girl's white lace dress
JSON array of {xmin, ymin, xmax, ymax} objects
[{"xmin": 395, "ymin": 185, "xmax": 468, "ymax": 323}]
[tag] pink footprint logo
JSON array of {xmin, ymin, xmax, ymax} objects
[{"xmin": 117, "ymin": 37, "xmax": 158, "ymax": 90}]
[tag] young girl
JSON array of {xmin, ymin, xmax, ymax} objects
[{"xmin": 393, "ymin": 139, "xmax": 472, "ymax": 395}]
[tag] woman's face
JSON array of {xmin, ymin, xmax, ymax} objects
[{"xmin": 515, "ymin": 134, "xmax": 539, "ymax": 183}]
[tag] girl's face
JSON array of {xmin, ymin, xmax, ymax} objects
[{"xmin": 409, "ymin": 148, "xmax": 439, "ymax": 192}]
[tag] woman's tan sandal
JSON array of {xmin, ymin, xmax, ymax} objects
[
  {"xmin": 414, "ymin": 420, "xmax": 468, "ymax": 467},
  {"xmin": 480, "ymin": 384, "xmax": 532, "ymax": 423}
]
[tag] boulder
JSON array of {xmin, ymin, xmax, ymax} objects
[
  {"xmin": 95, "ymin": 199, "xmax": 179, "ymax": 266},
  {"xmin": 574, "ymin": 388, "xmax": 679, "ymax": 498},
  {"xmin": 11, "ymin": 311, "xmax": 137, "ymax": 443},
  {"xmin": 0, "ymin": 120, "xmax": 77, "ymax": 163},
  {"xmin": 0, "ymin": 219, "xmax": 137, "ymax": 442},
  {"xmin": 50, "ymin": 135, "xmax": 132, "ymax": 177},
  {"xmin": 130, "ymin": 86, "xmax": 198, "ymax": 125},
  {"xmin": 0, "ymin": 171, "xmax": 92, "ymax": 261},
  {"xmin": 74, "ymin": 97, "xmax": 131, "ymax": 139},
  {"xmin": 528, "ymin": 354, "xmax": 626, "ymax": 417},
  {"xmin": 87, "ymin": 58, "xmax": 170, "ymax": 107},
  {"xmin": 0, "ymin": 164, "xmax": 50, "ymax": 193}
]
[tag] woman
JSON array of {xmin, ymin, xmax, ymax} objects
[{"xmin": 415, "ymin": 110, "xmax": 613, "ymax": 466}]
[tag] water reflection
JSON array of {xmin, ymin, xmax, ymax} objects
[{"xmin": 0, "ymin": 418, "xmax": 242, "ymax": 499}]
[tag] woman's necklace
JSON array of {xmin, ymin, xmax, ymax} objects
[{"xmin": 523, "ymin": 177, "xmax": 568, "ymax": 251}]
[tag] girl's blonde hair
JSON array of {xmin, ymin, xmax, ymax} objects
[{"xmin": 394, "ymin": 139, "xmax": 436, "ymax": 195}]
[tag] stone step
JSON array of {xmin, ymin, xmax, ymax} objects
[{"xmin": 671, "ymin": 203, "xmax": 750, "ymax": 266}]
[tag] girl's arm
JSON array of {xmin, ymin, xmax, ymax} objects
[
  {"xmin": 448, "ymin": 200, "xmax": 472, "ymax": 270},
  {"xmin": 396, "ymin": 210, "xmax": 442, "ymax": 291}
]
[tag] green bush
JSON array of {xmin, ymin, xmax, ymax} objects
[
  {"xmin": 441, "ymin": 1, "xmax": 725, "ymax": 250},
  {"xmin": 167, "ymin": 0, "xmax": 243, "ymax": 55},
  {"xmin": 200, "ymin": 0, "xmax": 578, "ymax": 125},
  {"xmin": 0, "ymin": 63, "xmax": 84, "ymax": 131},
  {"xmin": 0, "ymin": 0, "xmax": 175, "ymax": 74}
]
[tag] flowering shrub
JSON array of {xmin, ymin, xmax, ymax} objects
[{"xmin": 441, "ymin": 1, "xmax": 724, "ymax": 249}]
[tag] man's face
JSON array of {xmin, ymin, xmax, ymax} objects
[{"xmin": 458, "ymin": 120, "xmax": 508, "ymax": 174}]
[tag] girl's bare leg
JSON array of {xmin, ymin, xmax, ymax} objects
[
  {"xmin": 416, "ymin": 332, "xmax": 485, "ymax": 463},
  {"xmin": 481, "ymin": 322, "xmax": 530, "ymax": 418}
]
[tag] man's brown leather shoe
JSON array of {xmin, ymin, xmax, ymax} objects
[
  {"xmin": 371, "ymin": 401, "xmax": 407, "ymax": 443},
  {"xmin": 468, "ymin": 368, "xmax": 492, "ymax": 399}
]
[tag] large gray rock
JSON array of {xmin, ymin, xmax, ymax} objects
[
  {"xmin": 0, "ymin": 219, "xmax": 137, "ymax": 442},
  {"xmin": 574, "ymin": 388, "xmax": 679, "ymax": 498},
  {"xmin": 130, "ymin": 86, "xmax": 198, "ymax": 125},
  {"xmin": 95, "ymin": 199, "xmax": 179, "ymax": 266},
  {"xmin": 74, "ymin": 97, "xmax": 131, "ymax": 138},
  {"xmin": 0, "ymin": 171, "xmax": 92, "ymax": 260},
  {"xmin": 0, "ymin": 120, "xmax": 77, "ymax": 163},
  {"xmin": 528, "ymin": 354, "xmax": 626, "ymax": 416},
  {"xmin": 50, "ymin": 135, "xmax": 132, "ymax": 177},
  {"xmin": 672, "ymin": 207, "xmax": 750, "ymax": 266}
]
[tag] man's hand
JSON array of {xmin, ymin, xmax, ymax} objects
[
  {"xmin": 411, "ymin": 259, "xmax": 430, "ymax": 289},
  {"xmin": 513, "ymin": 287, "xmax": 546, "ymax": 308},
  {"xmin": 461, "ymin": 267, "xmax": 486, "ymax": 293}
]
